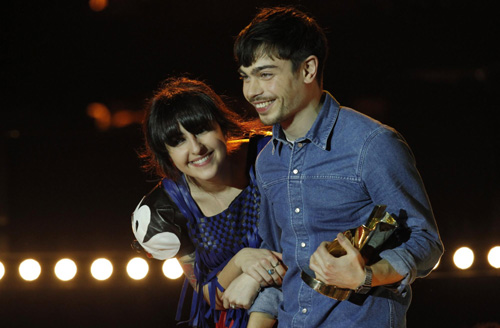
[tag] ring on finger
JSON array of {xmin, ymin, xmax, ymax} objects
[
  {"xmin": 267, "ymin": 268, "xmax": 275, "ymax": 275},
  {"xmin": 271, "ymin": 262, "xmax": 280, "ymax": 268}
]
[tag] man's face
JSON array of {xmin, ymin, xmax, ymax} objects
[{"xmin": 239, "ymin": 55, "xmax": 307, "ymax": 126}]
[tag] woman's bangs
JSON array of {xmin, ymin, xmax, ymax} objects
[{"xmin": 163, "ymin": 103, "xmax": 216, "ymax": 146}]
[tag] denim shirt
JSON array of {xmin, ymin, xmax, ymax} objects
[{"xmin": 254, "ymin": 92, "xmax": 443, "ymax": 328}]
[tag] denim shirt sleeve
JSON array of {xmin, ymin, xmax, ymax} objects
[
  {"xmin": 361, "ymin": 127, "xmax": 444, "ymax": 293},
  {"xmin": 247, "ymin": 167, "xmax": 283, "ymax": 317},
  {"xmin": 246, "ymin": 239, "xmax": 282, "ymax": 318},
  {"xmin": 255, "ymin": 168, "xmax": 283, "ymax": 253},
  {"xmin": 248, "ymin": 286, "xmax": 282, "ymax": 318}
]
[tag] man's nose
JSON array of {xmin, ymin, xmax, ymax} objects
[{"xmin": 245, "ymin": 78, "xmax": 263, "ymax": 100}]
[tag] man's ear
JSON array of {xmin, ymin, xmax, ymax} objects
[{"xmin": 302, "ymin": 55, "xmax": 319, "ymax": 84}]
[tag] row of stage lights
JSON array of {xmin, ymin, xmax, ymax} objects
[
  {"xmin": 451, "ymin": 246, "xmax": 500, "ymax": 270},
  {"xmin": 1, "ymin": 246, "xmax": 499, "ymax": 284},
  {"xmin": 0, "ymin": 257, "xmax": 183, "ymax": 282}
]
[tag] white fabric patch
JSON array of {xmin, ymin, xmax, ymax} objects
[{"xmin": 132, "ymin": 202, "xmax": 181, "ymax": 260}]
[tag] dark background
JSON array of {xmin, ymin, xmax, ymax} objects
[{"xmin": 1, "ymin": 0, "xmax": 499, "ymax": 327}]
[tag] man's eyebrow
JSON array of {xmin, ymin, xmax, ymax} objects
[{"xmin": 238, "ymin": 65, "xmax": 278, "ymax": 75}]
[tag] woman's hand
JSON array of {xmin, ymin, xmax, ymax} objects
[
  {"xmin": 234, "ymin": 248, "xmax": 286, "ymax": 286},
  {"xmin": 222, "ymin": 273, "xmax": 261, "ymax": 310}
]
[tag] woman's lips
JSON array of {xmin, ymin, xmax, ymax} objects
[{"xmin": 189, "ymin": 152, "xmax": 213, "ymax": 167}]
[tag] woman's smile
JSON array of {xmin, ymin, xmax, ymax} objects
[{"xmin": 189, "ymin": 151, "xmax": 214, "ymax": 167}]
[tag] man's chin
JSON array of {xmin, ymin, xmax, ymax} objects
[{"xmin": 258, "ymin": 113, "xmax": 278, "ymax": 126}]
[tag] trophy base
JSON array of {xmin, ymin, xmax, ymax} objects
[{"xmin": 301, "ymin": 271, "xmax": 352, "ymax": 301}]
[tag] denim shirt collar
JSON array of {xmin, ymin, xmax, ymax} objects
[{"xmin": 272, "ymin": 91, "xmax": 340, "ymax": 151}]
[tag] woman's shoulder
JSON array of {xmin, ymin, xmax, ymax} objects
[{"xmin": 131, "ymin": 181, "xmax": 195, "ymax": 259}]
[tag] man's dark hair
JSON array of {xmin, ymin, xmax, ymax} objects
[{"xmin": 234, "ymin": 6, "xmax": 328, "ymax": 84}]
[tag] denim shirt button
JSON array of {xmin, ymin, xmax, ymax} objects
[
  {"xmin": 302, "ymin": 308, "xmax": 307, "ymax": 314},
  {"xmin": 293, "ymin": 169, "xmax": 298, "ymax": 174},
  {"xmin": 295, "ymin": 208, "xmax": 300, "ymax": 213},
  {"xmin": 301, "ymin": 242, "xmax": 306, "ymax": 247},
  {"xmin": 297, "ymin": 143, "xmax": 303, "ymax": 148}
]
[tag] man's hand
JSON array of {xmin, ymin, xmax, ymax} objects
[
  {"xmin": 222, "ymin": 273, "xmax": 261, "ymax": 310},
  {"xmin": 309, "ymin": 232, "xmax": 366, "ymax": 289}
]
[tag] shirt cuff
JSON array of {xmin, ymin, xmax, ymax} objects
[
  {"xmin": 248, "ymin": 286, "xmax": 282, "ymax": 318},
  {"xmin": 379, "ymin": 248, "xmax": 417, "ymax": 294}
]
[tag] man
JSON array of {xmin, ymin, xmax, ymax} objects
[{"xmin": 233, "ymin": 6, "xmax": 443, "ymax": 328}]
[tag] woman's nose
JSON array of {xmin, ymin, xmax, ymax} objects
[{"xmin": 187, "ymin": 134, "xmax": 204, "ymax": 153}]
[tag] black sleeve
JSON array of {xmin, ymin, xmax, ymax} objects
[{"xmin": 131, "ymin": 183, "xmax": 195, "ymax": 259}]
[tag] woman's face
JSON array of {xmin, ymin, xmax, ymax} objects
[{"xmin": 166, "ymin": 123, "xmax": 227, "ymax": 182}]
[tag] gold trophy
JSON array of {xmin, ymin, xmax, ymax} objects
[{"xmin": 301, "ymin": 205, "xmax": 398, "ymax": 301}]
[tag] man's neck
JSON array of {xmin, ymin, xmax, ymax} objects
[{"xmin": 282, "ymin": 90, "xmax": 324, "ymax": 142}]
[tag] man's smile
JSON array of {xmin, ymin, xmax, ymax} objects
[{"xmin": 254, "ymin": 100, "xmax": 275, "ymax": 113}]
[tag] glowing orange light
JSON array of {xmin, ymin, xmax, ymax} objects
[
  {"xmin": 89, "ymin": 0, "xmax": 108, "ymax": 12},
  {"xmin": 112, "ymin": 110, "xmax": 139, "ymax": 128},
  {"xmin": 86, "ymin": 102, "xmax": 111, "ymax": 131}
]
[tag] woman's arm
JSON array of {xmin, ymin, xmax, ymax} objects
[
  {"xmin": 177, "ymin": 252, "xmax": 198, "ymax": 289},
  {"xmin": 247, "ymin": 312, "xmax": 276, "ymax": 328},
  {"xmin": 220, "ymin": 248, "xmax": 285, "ymax": 288},
  {"xmin": 178, "ymin": 248, "xmax": 284, "ymax": 310},
  {"xmin": 216, "ymin": 248, "xmax": 285, "ymax": 309}
]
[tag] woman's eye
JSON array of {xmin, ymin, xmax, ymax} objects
[{"xmin": 170, "ymin": 137, "xmax": 185, "ymax": 147}]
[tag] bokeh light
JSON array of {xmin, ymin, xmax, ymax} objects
[
  {"xmin": 55, "ymin": 259, "xmax": 77, "ymax": 281},
  {"xmin": 89, "ymin": 0, "xmax": 108, "ymax": 12},
  {"xmin": 91, "ymin": 258, "xmax": 113, "ymax": 281},
  {"xmin": 19, "ymin": 259, "xmax": 42, "ymax": 281},
  {"xmin": 86, "ymin": 102, "xmax": 111, "ymax": 130},
  {"xmin": 0, "ymin": 261, "xmax": 5, "ymax": 279},
  {"xmin": 112, "ymin": 110, "xmax": 142, "ymax": 128},
  {"xmin": 487, "ymin": 246, "xmax": 500, "ymax": 269},
  {"xmin": 433, "ymin": 259, "xmax": 440, "ymax": 270},
  {"xmin": 453, "ymin": 247, "xmax": 474, "ymax": 270},
  {"xmin": 162, "ymin": 258, "xmax": 183, "ymax": 279},
  {"xmin": 127, "ymin": 257, "xmax": 149, "ymax": 280}
]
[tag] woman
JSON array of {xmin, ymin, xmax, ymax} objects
[{"xmin": 131, "ymin": 77, "xmax": 282, "ymax": 328}]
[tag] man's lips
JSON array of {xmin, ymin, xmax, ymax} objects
[{"xmin": 254, "ymin": 100, "xmax": 274, "ymax": 113}]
